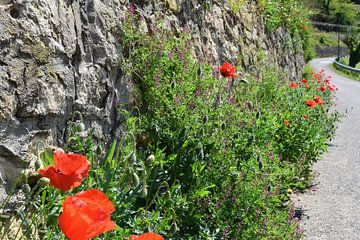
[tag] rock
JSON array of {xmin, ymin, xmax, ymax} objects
[{"xmin": 0, "ymin": 0, "xmax": 304, "ymax": 189}]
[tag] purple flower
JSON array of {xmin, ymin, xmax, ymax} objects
[
  {"xmin": 129, "ymin": 2, "xmax": 135, "ymax": 15},
  {"xmin": 213, "ymin": 66, "xmax": 219, "ymax": 79}
]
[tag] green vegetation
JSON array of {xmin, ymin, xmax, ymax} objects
[
  {"xmin": 259, "ymin": 0, "xmax": 315, "ymax": 62},
  {"xmin": 332, "ymin": 63, "xmax": 360, "ymax": 80},
  {"xmin": 1, "ymin": 12, "xmax": 340, "ymax": 239},
  {"xmin": 312, "ymin": 31, "xmax": 345, "ymax": 48},
  {"xmin": 339, "ymin": 57, "xmax": 360, "ymax": 69},
  {"xmin": 344, "ymin": 28, "xmax": 360, "ymax": 68},
  {"xmin": 310, "ymin": 0, "xmax": 360, "ymax": 67}
]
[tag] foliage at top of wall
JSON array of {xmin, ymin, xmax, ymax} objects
[{"xmin": 260, "ymin": 0, "xmax": 311, "ymax": 33}]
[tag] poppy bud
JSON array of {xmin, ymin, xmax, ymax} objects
[
  {"xmin": 77, "ymin": 122, "xmax": 85, "ymax": 132},
  {"xmin": 146, "ymin": 154, "xmax": 155, "ymax": 166},
  {"xmin": 256, "ymin": 111, "xmax": 261, "ymax": 119},
  {"xmin": 257, "ymin": 156, "xmax": 263, "ymax": 170},
  {"xmin": 170, "ymin": 222, "xmax": 178, "ymax": 235},
  {"xmin": 130, "ymin": 172, "xmax": 140, "ymax": 188},
  {"xmin": 202, "ymin": 115, "xmax": 208, "ymax": 124},
  {"xmin": 96, "ymin": 145, "xmax": 103, "ymax": 156},
  {"xmin": 38, "ymin": 177, "xmax": 50, "ymax": 187},
  {"xmin": 164, "ymin": 191, "xmax": 171, "ymax": 201},
  {"xmin": 22, "ymin": 184, "xmax": 31, "ymax": 194},
  {"xmin": 35, "ymin": 159, "xmax": 43, "ymax": 171},
  {"xmin": 128, "ymin": 152, "xmax": 137, "ymax": 165},
  {"xmin": 141, "ymin": 187, "xmax": 148, "ymax": 198}
]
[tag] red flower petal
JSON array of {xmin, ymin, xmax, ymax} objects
[
  {"xmin": 220, "ymin": 62, "xmax": 237, "ymax": 78},
  {"xmin": 59, "ymin": 190, "xmax": 116, "ymax": 240},
  {"xmin": 131, "ymin": 232, "xmax": 164, "ymax": 240},
  {"xmin": 54, "ymin": 151, "xmax": 90, "ymax": 177},
  {"xmin": 289, "ymin": 82, "xmax": 298, "ymax": 89},
  {"xmin": 75, "ymin": 189, "xmax": 115, "ymax": 214},
  {"xmin": 39, "ymin": 152, "xmax": 90, "ymax": 191},
  {"xmin": 305, "ymin": 100, "xmax": 317, "ymax": 108},
  {"xmin": 39, "ymin": 166, "xmax": 84, "ymax": 191}
]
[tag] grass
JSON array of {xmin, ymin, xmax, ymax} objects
[
  {"xmin": 338, "ymin": 57, "xmax": 360, "ymax": 69},
  {"xmin": 331, "ymin": 63, "xmax": 360, "ymax": 81},
  {"xmin": 312, "ymin": 31, "xmax": 346, "ymax": 48}
]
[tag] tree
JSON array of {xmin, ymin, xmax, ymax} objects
[{"xmin": 344, "ymin": 28, "xmax": 360, "ymax": 67}]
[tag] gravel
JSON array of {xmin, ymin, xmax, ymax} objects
[{"xmin": 295, "ymin": 58, "xmax": 360, "ymax": 240}]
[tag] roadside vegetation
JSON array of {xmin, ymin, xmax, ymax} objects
[{"xmin": 0, "ymin": 1, "xmax": 341, "ymax": 240}]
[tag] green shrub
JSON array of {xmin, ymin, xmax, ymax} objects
[{"xmin": 0, "ymin": 11, "xmax": 339, "ymax": 240}]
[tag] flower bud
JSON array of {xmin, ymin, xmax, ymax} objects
[
  {"xmin": 130, "ymin": 172, "xmax": 140, "ymax": 188},
  {"xmin": 22, "ymin": 184, "xmax": 31, "ymax": 194},
  {"xmin": 257, "ymin": 156, "xmax": 263, "ymax": 170},
  {"xmin": 170, "ymin": 222, "xmax": 178, "ymax": 235},
  {"xmin": 164, "ymin": 191, "xmax": 171, "ymax": 201},
  {"xmin": 77, "ymin": 122, "xmax": 85, "ymax": 132},
  {"xmin": 202, "ymin": 115, "xmax": 208, "ymax": 124},
  {"xmin": 35, "ymin": 159, "xmax": 43, "ymax": 171},
  {"xmin": 128, "ymin": 152, "xmax": 136, "ymax": 165},
  {"xmin": 38, "ymin": 177, "xmax": 50, "ymax": 187},
  {"xmin": 146, "ymin": 154, "xmax": 155, "ymax": 166},
  {"xmin": 141, "ymin": 187, "xmax": 148, "ymax": 198},
  {"xmin": 256, "ymin": 111, "xmax": 261, "ymax": 119}
]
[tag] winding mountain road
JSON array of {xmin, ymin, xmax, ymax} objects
[{"xmin": 296, "ymin": 58, "xmax": 360, "ymax": 240}]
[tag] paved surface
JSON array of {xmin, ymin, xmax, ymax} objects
[{"xmin": 295, "ymin": 58, "xmax": 360, "ymax": 240}]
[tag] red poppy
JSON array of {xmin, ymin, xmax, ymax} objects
[
  {"xmin": 303, "ymin": 114, "xmax": 309, "ymax": 119},
  {"xmin": 131, "ymin": 232, "xmax": 164, "ymax": 240},
  {"xmin": 284, "ymin": 120, "xmax": 290, "ymax": 126},
  {"xmin": 289, "ymin": 82, "xmax": 298, "ymax": 89},
  {"xmin": 220, "ymin": 62, "xmax": 237, "ymax": 78},
  {"xmin": 314, "ymin": 95, "xmax": 324, "ymax": 105},
  {"xmin": 39, "ymin": 151, "xmax": 90, "ymax": 191},
  {"xmin": 59, "ymin": 189, "xmax": 116, "ymax": 240},
  {"xmin": 304, "ymin": 83, "xmax": 310, "ymax": 89},
  {"xmin": 305, "ymin": 100, "xmax": 316, "ymax": 108},
  {"xmin": 327, "ymin": 85, "xmax": 334, "ymax": 91},
  {"xmin": 302, "ymin": 25, "xmax": 308, "ymax": 30},
  {"xmin": 318, "ymin": 86, "xmax": 326, "ymax": 92},
  {"xmin": 301, "ymin": 79, "xmax": 307, "ymax": 83}
]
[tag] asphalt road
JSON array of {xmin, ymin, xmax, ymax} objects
[{"xmin": 295, "ymin": 58, "xmax": 360, "ymax": 240}]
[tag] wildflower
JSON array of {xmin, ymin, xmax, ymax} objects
[
  {"xmin": 131, "ymin": 232, "xmax": 164, "ymax": 240},
  {"xmin": 284, "ymin": 120, "xmax": 290, "ymax": 126},
  {"xmin": 305, "ymin": 100, "xmax": 316, "ymax": 108},
  {"xmin": 318, "ymin": 86, "xmax": 326, "ymax": 92},
  {"xmin": 303, "ymin": 114, "xmax": 309, "ymax": 119},
  {"xmin": 301, "ymin": 79, "xmax": 307, "ymax": 83},
  {"xmin": 327, "ymin": 85, "xmax": 334, "ymax": 91},
  {"xmin": 289, "ymin": 82, "xmax": 298, "ymax": 89},
  {"xmin": 314, "ymin": 95, "xmax": 324, "ymax": 105},
  {"xmin": 129, "ymin": 2, "xmax": 135, "ymax": 15},
  {"xmin": 39, "ymin": 151, "xmax": 90, "ymax": 191},
  {"xmin": 304, "ymin": 83, "xmax": 310, "ymax": 89},
  {"xmin": 220, "ymin": 62, "xmax": 237, "ymax": 78},
  {"xmin": 302, "ymin": 25, "xmax": 308, "ymax": 30},
  {"xmin": 59, "ymin": 189, "xmax": 116, "ymax": 240}
]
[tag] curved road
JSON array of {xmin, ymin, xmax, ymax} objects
[{"xmin": 296, "ymin": 58, "xmax": 360, "ymax": 240}]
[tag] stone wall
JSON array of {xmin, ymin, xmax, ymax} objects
[{"xmin": 0, "ymin": 0, "xmax": 304, "ymax": 190}]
